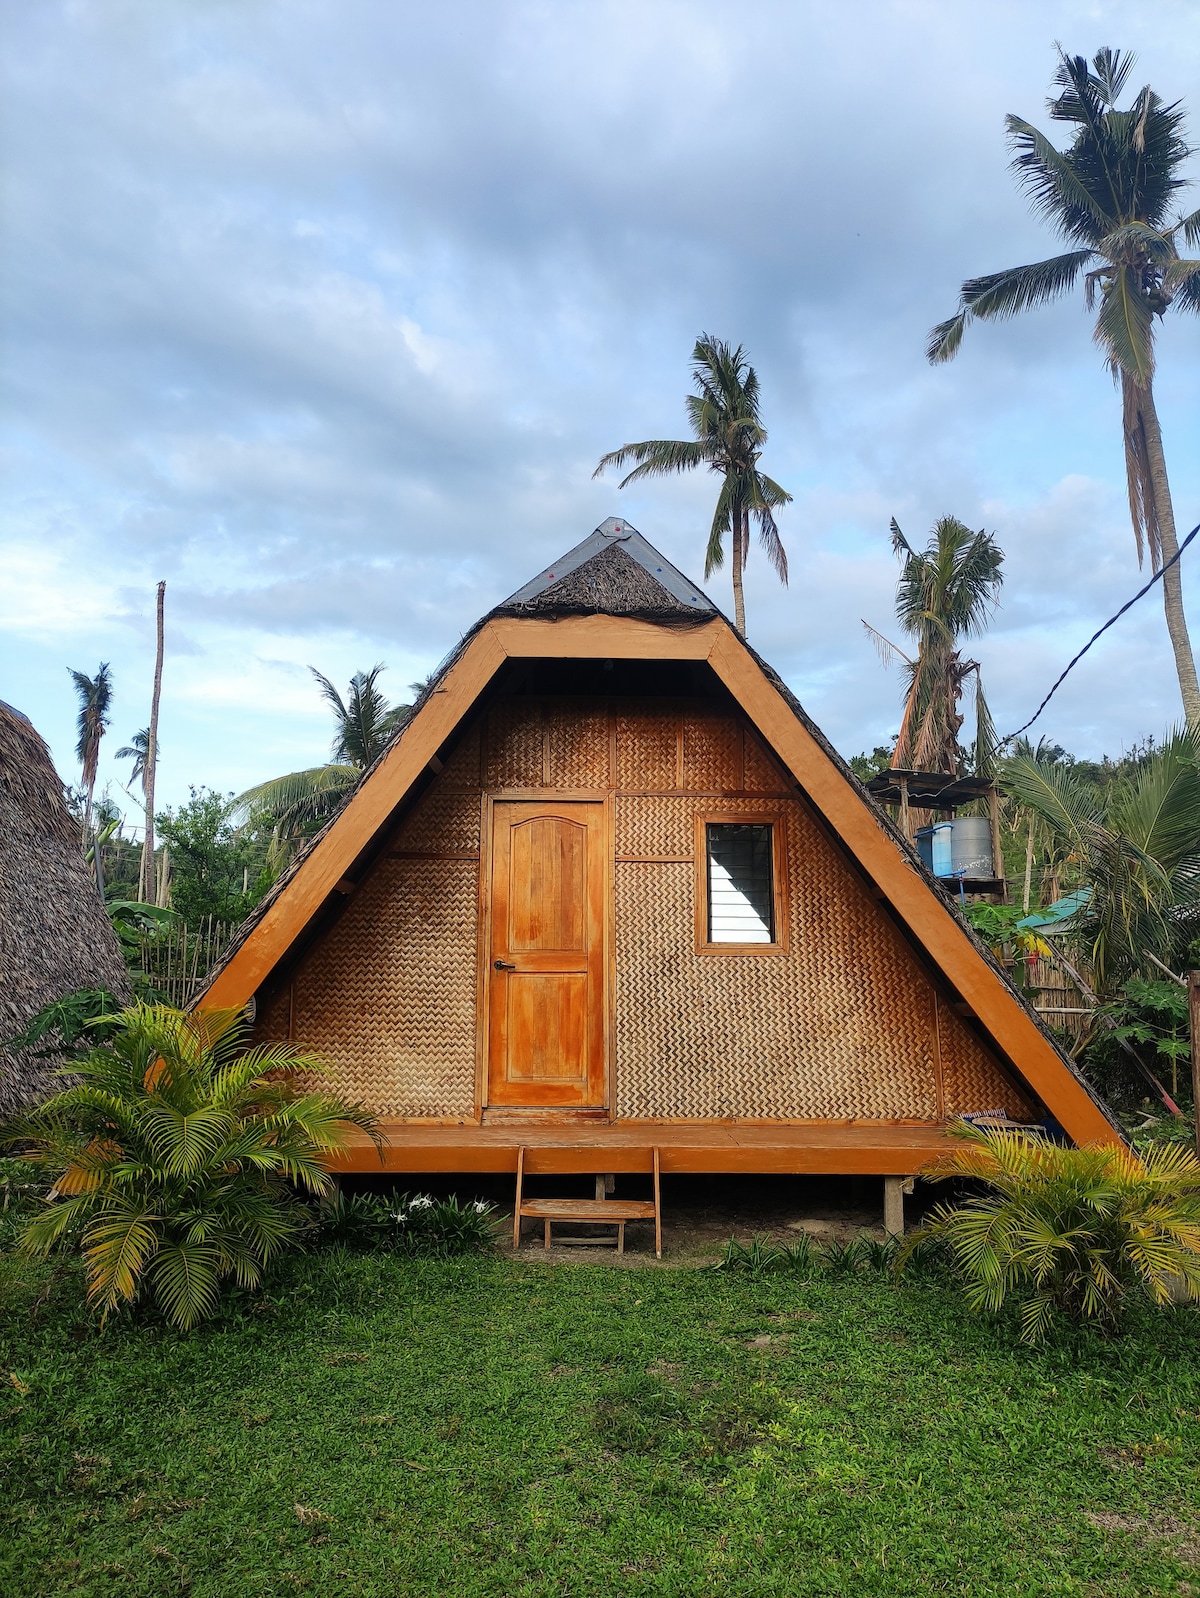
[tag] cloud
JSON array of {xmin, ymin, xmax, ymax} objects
[{"xmin": 3, "ymin": 0, "xmax": 1200, "ymax": 809}]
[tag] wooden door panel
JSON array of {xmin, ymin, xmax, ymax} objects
[
  {"xmin": 487, "ymin": 801, "xmax": 605, "ymax": 1108},
  {"xmin": 508, "ymin": 818, "xmax": 587, "ymax": 952},
  {"xmin": 506, "ymin": 973, "xmax": 587, "ymax": 1083}
]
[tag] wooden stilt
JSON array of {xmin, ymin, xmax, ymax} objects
[
  {"xmin": 512, "ymin": 1146, "xmax": 525, "ymax": 1252},
  {"xmin": 653, "ymin": 1146, "xmax": 662, "ymax": 1259},
  {"xmin": 883, "ymin": 1176, "xmax": 905, "ymax": 1237}
]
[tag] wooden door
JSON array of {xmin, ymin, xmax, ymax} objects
[{"xmin": 486, "ymin": 801, "xmax": 606, "ymax": 1108}]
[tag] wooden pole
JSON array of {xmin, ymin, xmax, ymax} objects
[
  {"xmin": 1189, "ymin": 972, "xmax": 1200, "ymax": 1159},
  {"xmin": 141, "ymin": 581, "xmax": 166, "ymax": 904},
  {"xmin": 987, "ymin": 784, "xmax": 1007, "ymax": 904},
  {"xmin": 898, "ymin": 775, "xmax": 911, "ymax": 842},
  {"xmin": 883, "ymin": 1176, "xmax": 904, "ymax": 1237}
]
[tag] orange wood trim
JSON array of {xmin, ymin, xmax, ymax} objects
[
  {"xmin": 653, "ymin": 1146, "xmax": 662, "ymax": 1258},
  {"xmin": 323, "ymin": 1122, "xmax": 954, "ymax": 1177},
  {"xmin": 704, "ymin": 626, "xmax": 1117, "ymax": 1146},
  {"xmin": 199, "ymin": 624, "xmax": 510, "ymax": 1012},
  {"xmin": 693, "ymin": 809, "xmax": 789, "ymax": 956},
  {"xmin": 483, "ymin": 788, "xmax": 609, "ymax": 801},
  {"xmin": 473, "ymin": 791, "xmax": 491, "ymax": 1122},
  {"xmin": 487, "ymin": 614, "xmax": 723, "ymax": 660},
  {"xmin": 513, "ymin": 1145, "xmax": 525, "ymax": 1251}
]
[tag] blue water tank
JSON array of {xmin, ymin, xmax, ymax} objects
[{"xmin": 915, "ymin": 816, "xmax": 993, "ymax": 880}]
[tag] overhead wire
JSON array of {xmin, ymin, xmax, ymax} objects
[{"xmin": 998, "ymin": 519, "xmax": 1200, "ymax": 749}]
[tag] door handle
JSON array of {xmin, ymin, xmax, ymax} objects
[{"xmin": 493, "ymin": 959, "xmax": 516, "ymax": 971}]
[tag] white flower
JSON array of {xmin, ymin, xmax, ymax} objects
[
  {"xmin": 390, "ymin": 1211, "xmax": 407, "ymax": 1224},
  {"xmin": 409, "ymin": 1195, "xmax": 435, "ymax": 1210},
  {"xmin": 472, "ymin": 1200, "xmax": 489, "ymax": 1214}
]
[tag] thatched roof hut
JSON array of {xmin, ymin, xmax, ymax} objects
[{"xmin": 0, "ymin": 699, "xmax": 129, "ymax": 1114}]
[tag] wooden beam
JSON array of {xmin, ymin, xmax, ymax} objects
[
  {"xmin": 322, "ymin": 1120, "xmax": 956, "ymax": 1177},
  {"xmin": 704, "ymin": 627, "xmax": 1118, "ymax": 1148},
  {"xmin": 487, "ymin": 614, "xmax": 721, "ymax": 661}
]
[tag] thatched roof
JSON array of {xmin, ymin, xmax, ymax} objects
[
  {"xmin": 0, "ymin": 700, "xmax": 130, "ymax": 1114},
  {"xmin": 495, "ymin": 518, "xmax": 715, "ymax": 619}
]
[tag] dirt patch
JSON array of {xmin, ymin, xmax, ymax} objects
[
  {"xmin": 347, "ymin": 1171, "xmax": 925, "ymax": 1268},
  {"xmin": 509, "ymin": 1173, "xmax": 899, "ymax": 1267},
  {"xmin": 1085, "ymin": 1509, "xmax": 1200, "ymax": 1566}
]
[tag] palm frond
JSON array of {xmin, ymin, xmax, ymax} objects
[
  {"xmin": 861, "ymin": 621, "xmax": 912, "ymax": 671},
  {"xmin": 1164, "ymin": 258, "xmax": 1200, "ymax": 313},
  {"xmin": 1095, "ymin": 264, "xmax": 1155, "ymax": 384},
  {"xmin": 1006, "ymin": 116, "xmax": 1111, "ymax": 242},
  {"xmin": 962, "ymin": 250, "xmax": 1098, "ymax": 318},
  {"xmin": 593, "ymin": 438, "xmax": 708, "ymax": 485}
]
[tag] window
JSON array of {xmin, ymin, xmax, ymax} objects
[{"xmin": 696, "ymin": 816, "xmax": 787, "ymax": 953}]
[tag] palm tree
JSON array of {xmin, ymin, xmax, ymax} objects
[
  {"xmin": 928, "ymin": 48, "xmax": 1200, "ymax": 723},
  {"xmin": 235, "ymin": 665, "xmax": 411, "ymax": 853},
  {"xmin": 593, "ymin": 334, "xmax": 791, "ymax": 638},
  {"xmin": 68, "ymin": 662, "xmax": 113, "ymax": 861},
  {"xmin": 6, "ymin": 1002, "xmax": 378, "ymax": 1330},
  {"xmin": 115, "ymin": 727, "xmax": 153, "ymax": 789},
  {"xmin": 1003, "ymin": 726, "xmax": 1200, "ymax": 994},
  {"xmin": 864, "ymin": 517, "xmax": 1004, "ymax": 776}
]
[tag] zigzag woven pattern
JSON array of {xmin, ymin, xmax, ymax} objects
[
  {"xmin": 616, "ymin": 707, "xmax": 678, "ymax": 790},
  {"xmin": 743, "ymin": 730, "xmax": 786, "ymax": 790},
  {"xmin": 682, "ymin": 710, "xmax": 742, "ymax": 791},
  {"xmin": 547, "ymin": 701, "xmax": 610, "ymax": 787},
  {"xmin": 614, "ymin": 796, "xmax": 941, "ymax": 1118},
  {"xmin": 486, "ymin": 700, "xmax": 543, "ymax": 788},
  {"xmin": 939, "ymin": 1000, "xmax": 1036, "ymax": 1121},
  {"xmin": 288, "ymin": 856, "xmax": 477, "ymax": 1117},
  {"xmin": 396, "ymin": 788, "xmax": 481, "ymax": 854}
]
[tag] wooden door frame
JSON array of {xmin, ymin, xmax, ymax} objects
[{"xmin": 477, "ymin": 791, "xmax": 613, "ymax": 1119}]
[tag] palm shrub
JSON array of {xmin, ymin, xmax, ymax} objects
[
  {"xmin": 3, "ymin": 1002, "xmax": 378, "ymax": 1330},
  {"xmin": 901, "ymin": 1123, "xmax": 1200, "ymax": 1342}
]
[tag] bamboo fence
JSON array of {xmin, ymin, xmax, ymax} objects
[{"xmin": 134, "ymin": 917, "xmax": 237, "ymax": 1007}]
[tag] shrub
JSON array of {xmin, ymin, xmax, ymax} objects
[
  {"xmin": 900, "ymin": 1123, "xmax": 1200, "ymax": 1342},
  {"xmin": 714, "ymin": 1232, "xmax": 814, "ymax": 1274},
  {"xmin": 2, "ymin": 1003, "xmax": 377, "ymax": 1330},
  {"xmin": 307, "ymin": 1190, "xmax": 499, "ymax": 1258}
]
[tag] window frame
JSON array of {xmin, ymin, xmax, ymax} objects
[{"xmin": 694, "ymin": 811, "xmax": 789, "ymax": 956}]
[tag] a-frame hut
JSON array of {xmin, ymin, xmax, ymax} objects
[
  {"xmin": 198, "ymin": 519, "xmax": 1118, "ymax": 1225},
  {"xmin": 0, "ymin": 700, "xmax": 129, "ymax": 1114}
]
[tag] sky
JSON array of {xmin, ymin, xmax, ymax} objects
[{"xmin": 3, "ymin": 0, "xmax": 1200, "ymax": 823}]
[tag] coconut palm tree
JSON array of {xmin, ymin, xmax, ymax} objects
[
  {"xmin": 68, "ymin": 662, "xmax": 113, "ymax": 861},
  {"xmin": 236, "ymin": 665, "xmax": 411, "ymax": 853},
  {"xmin": 928, "ymin": 48, "xmax": 1200, "ymax": 723},
  {"xmin": 115, "ymin": 728, "xmax": 153, "ymax": 790},
  {"xmin": 864, "ymin": 517, "xmax": 1004, "ymax": 776},
  {"xmin": 593, "ymin": 334, "xmax": 791, "ymax": 638}
]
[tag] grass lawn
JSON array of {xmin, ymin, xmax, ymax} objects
[{"xmin": 2, "ymin": 1244, "xmax": 1200, "ymax": 1597}]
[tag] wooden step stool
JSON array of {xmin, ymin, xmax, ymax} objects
[{"xmin": 513, "ymin": 1146, "xmax": 662, "ymax": 1258}]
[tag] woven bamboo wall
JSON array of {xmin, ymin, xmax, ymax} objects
[{"xmin": 256, "ymin": 694, "xmax": 1035, "ymax": 1124}]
